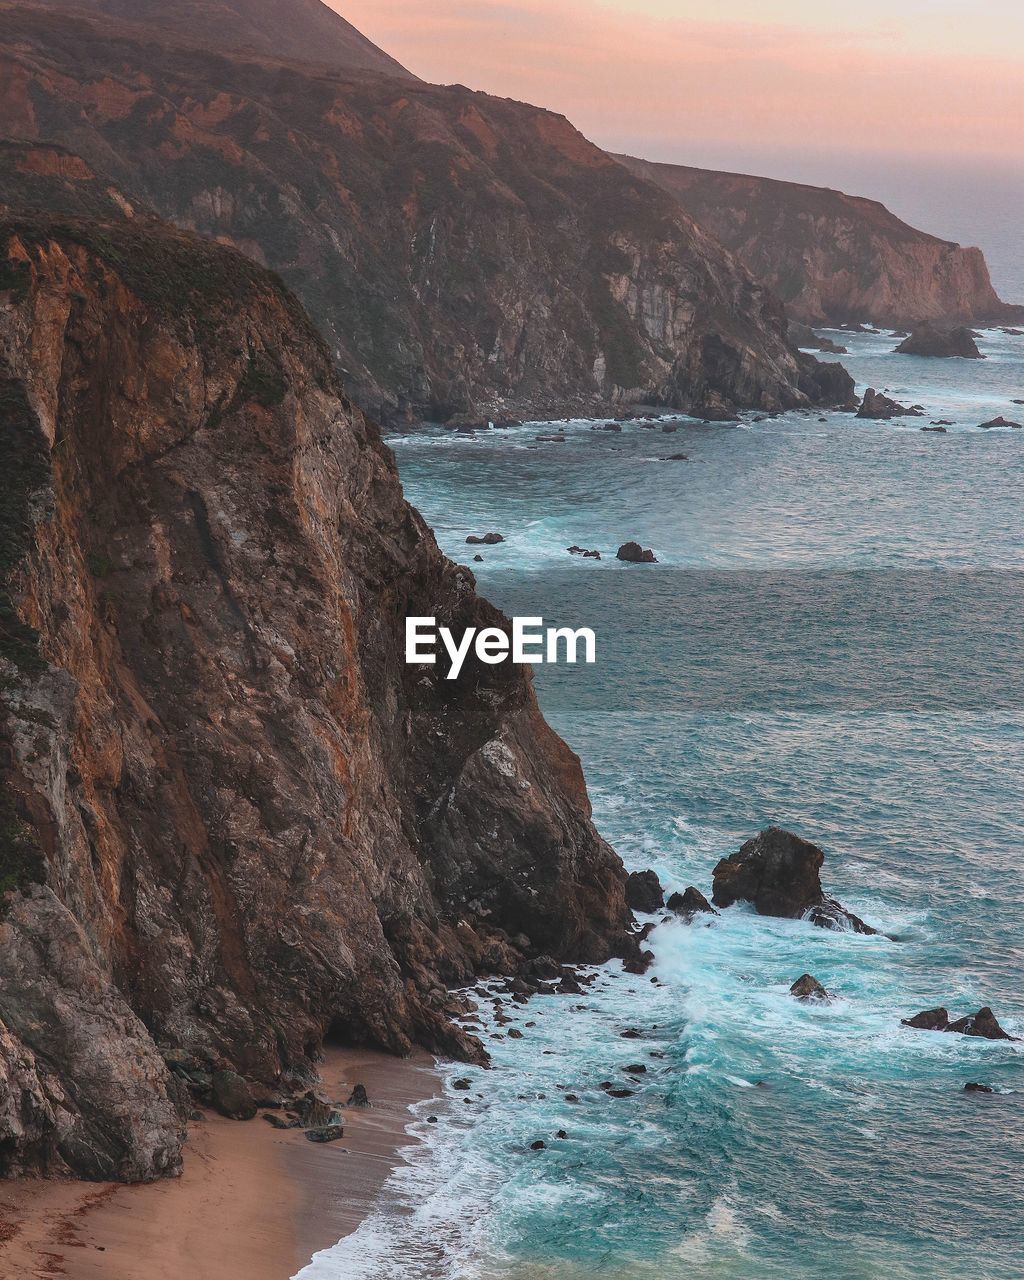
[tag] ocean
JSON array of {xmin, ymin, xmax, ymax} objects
[{"xmin": 297, "ymin": 327, "xmax": 1024, "ymax": 1278}]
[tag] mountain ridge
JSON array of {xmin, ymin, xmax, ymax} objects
[
  {"xmin": 0, "ymin": 2, "xmax": 847, "ymax": 423},
  {"xmin": 18, "ymin": 0, "xmax": 416, "ymax": 78}
]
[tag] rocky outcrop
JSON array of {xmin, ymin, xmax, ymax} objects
[
  {"xmin": 857, "ymin": 389, "xmax": 923, "ymax": 420},
  {"xmin": 895, "ymin": 324, "xmax": 984, "ymax": 359},
  {"xmin": 666, "ymin": 887, "xmax": 717, "ymax": 919},
  {"xmin": 617, "ymin": 543, "xmax": 658, "ymax": 564},
  {"xmin": 0, "ymin": 216, "xmax": 632, "ymax": 1181},
  {"xmin": 711, "ymin": 827, "xmax": 876, "ymax": 934},
  {"xmin": 0, "ymin": 5, "xmax": 843, "ymax": 424},
  {"xmin": 790, "ymin": 974, "xmax": 832, "ymax": 1003},
  {"xmin": 903, "ymin": 1008, "xmax": 1016, "ymax": 1040},
  {"xmin": 788, "ymin": 322, "xmax": 847, "ymax": 355},
  {"xmin": 625, "ymin": 870, "xmax": 664, "ymax": 913},
  {"xmin": 616, "ymin": 156, "xmax": 1021, "ymax": 328}
]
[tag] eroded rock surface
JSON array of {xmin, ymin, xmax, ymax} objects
[
  {"xmin": 0, "ymin": 217, "xmax": 631, "ymax": 1180},
  {"xmin": 711, "ymin": 828, "xmax": 876, "ymax": 934}
]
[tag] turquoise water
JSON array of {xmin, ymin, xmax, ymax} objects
[{"xmin": 299, "ymin": 329, "xmax": 1024, "ymax": 1279}]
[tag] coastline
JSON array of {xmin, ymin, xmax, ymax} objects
[{"xmin": 0, "ymin": 1047, "xmax": 441, "ymax": 1280}]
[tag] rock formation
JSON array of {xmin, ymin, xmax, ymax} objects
[
  {"xmin": 617, "ymin": 543, "xmax": 658, "ymax": 564},
  {"xmin": 625, "ymin": 870, "xmax": 664, "ymax": 913},
  {"xmin": 902, "ymin": 1008, "xmax": 1016, "ymax": 1040},
  {"xmin": 666, "ymin": 887, "xmax": 718, "ymax": 919},
  {"xmin": 0, "ymin": 215, "xmax": 632, "ymax": 1181},
  {"xmin": 895, "ymin": 324, "xmax": 984, "ymax": 359},
  {"xmin": 616, "ymin": 156, "xmax": 1022, "ymax": 328},
  {"xmin": 788, "ymin": 322, "xmax": 848, "ymax": 355},
  {"xmin": 711, "ymin": 828, "xmax": 876, "ymax": 934},
  {"xmin": 790, "ymin": 974, "xmax": 832, "ymax": 1003},
  {"xmin": 0, "ymin": 4, "xmax": 846, "ymax": 424},
  {"xmin": 857, "ymin": 389, "xmax": 923, "ymax": 420}
]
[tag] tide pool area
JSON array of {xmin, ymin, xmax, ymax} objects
[{"xmin": 299, "ymin": 327, "xmax": 1024, "ymax": 1279}]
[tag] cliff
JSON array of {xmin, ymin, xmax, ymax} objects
[
  {"xmin": 0, "ymin": 3, "xmax": 844, "ymax": 423},
  {"xmin": 19, "ymin": 0, "xmax": 416, "ymax": 78},
  {"xmin": 0, "ymin": 214, "xmax": 632, "ymax": 1181},
  {"xmin": 617, "ymin": 156, "xmax": 1020, "ymax": 328}
]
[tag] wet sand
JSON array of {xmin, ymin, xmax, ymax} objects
[{"xmin": 0, "ymin": 1047, "xmax": 440, "ymax": 1280}]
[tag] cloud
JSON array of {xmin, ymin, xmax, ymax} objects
[{"xmin": 334, "ymin": 0, "xmax": 1024, "ymax": 163}]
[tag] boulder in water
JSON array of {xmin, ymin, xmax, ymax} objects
[
  {"xmin": 666, "ymin": 886, "xmax": 718, "ymax": 920},
  {"xmin": 790, "ymin": 974, "xmax": 832, "ymax": 1003},
  {"xmin": 895, "ymin": 324, "xmax": 984, "ymax": 359},
  {"xmin": 903, "ymin": 1006, "xmax": 1016, "ymax": 1040},
  {"xmin": 857, "ymin": 388, "xmax": 922, "ymax": 419},
  {"xmin": 978, "ymin": 416, "xmax": 1022, "ymax": 430},
  {"xmin": 711, "ymin": 827, "xmax": 877, "ymax": 934},
  {"xmin": 617, "ymin": 541, "xmax": 657, "ymax": 563}
]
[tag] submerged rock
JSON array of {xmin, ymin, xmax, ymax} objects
[
  {"xmin": 790, "ymin": 974, "xmax": 832, "ymax": 1003},
  {"xmin": 666, "ymin": 886, "xmax": 718, "ymax": 919},
  {"xmin": 711, "ymin": 827, "xmax": 877, "ymax": 934},
  {"xmin": 625, "ymin": 870, "xmax": 665, "ymax": 913},
  {"xmin": 896, "ymin": 324, "xmax": 984, "ymax": 359},
  {"xmin": 616, "ymin": 541, "xmax": 658, "ymax": 563}
]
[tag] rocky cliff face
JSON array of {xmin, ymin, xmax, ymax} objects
[
  {"xmin": 0, "ymin": 4, "xmax": 840, "ymax": 423},
  {"xmin": 618, "ymin": 156, "xmax": 1020, "ymax": 328},
  {"xmin": 0, "ymin": 215, "xmax": 631, "ymax": 1181}
]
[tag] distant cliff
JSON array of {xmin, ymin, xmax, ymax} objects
[
  {"xmin": 0, "ymin": 214, "xmax": 632, "ymax": 1180},
  {"xmin": 0, "ymin": 4, "xmax": 845, "ymax": 423},
  {"xmin": 617, "ymin": 156, "xmax": 1020, "ymax": 328}
]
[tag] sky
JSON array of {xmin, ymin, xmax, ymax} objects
[
  {"xmin": 334, "ymin": 1, "xmax": 1024, "ymax": 296},
  {"xmin": 336, "ymin": 0, "xmax": 1024, "ymax": 165}
]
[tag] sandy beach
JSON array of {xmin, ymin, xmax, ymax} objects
[{"xmin": 0, "ymin": 1047, "xmax": 441, "ymax": 1280}]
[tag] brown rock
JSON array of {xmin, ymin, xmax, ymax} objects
[
  {"xmin": 896, "ymin": 324, "xmax": 984, "ymax": 359},
  {"xmin": 666, "ymin": 886, "xmax": 718, "ymax": 919},
  {"xmin": 712, "ymin": 827, "xmax": 876, "ymax": 934},
  {"xmin": 617, "ymin": 542, "xmax": 658, "ymax": 563},
  {"xmin": 625, "ymin": 870, "xmax": 665, "ymax": 913},
  {"xmin": 790, "ymin": 974, "xmax": 832, "ymax": 1003}
]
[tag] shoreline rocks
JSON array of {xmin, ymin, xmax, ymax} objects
[
  {"xmin": 625, "ymin": 870, "xmax": 665, "ymax": 913},
  {"xmin": 711, "ymin": 827, "xmax": 877, "ymax": 935},
  {"xmin": 666, "ymin": 887, "xmax": 718, "ymax": 920}
]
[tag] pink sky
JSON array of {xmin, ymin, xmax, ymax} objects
[{"xmin": 335, "ymin": 0, "xmax": 1024, "ymax": 166}]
